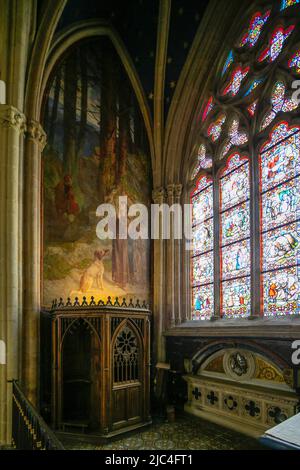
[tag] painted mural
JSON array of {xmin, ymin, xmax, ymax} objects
[{"xmin": 42, "ymin": 38, "xmax": 152, "ymax": 306}]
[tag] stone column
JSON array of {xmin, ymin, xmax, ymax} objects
[
  {"xmin": 174, "ymin": 184, "xmax": 182, "ymax": 324},
  {"xmin": 166, "ymin": 184, "xmax": 175, "ymax": 328},
  {"xmin": 152, "ymin": 187, "xmax": 166, "ymax": 363},
  {"xmin": 0, "ymin": 105, "xmax": 26, "ymax": 445},
  {"xmin": 22, "ymin": 120, "xmax": 46, "ymax": 406},
  {"xmin": 181, "ymin": 186, "xmax": 192, "ymax": 322},
  {"xmin": 213, "ymin": 173, "xmax": 221, "ymax": 320}
]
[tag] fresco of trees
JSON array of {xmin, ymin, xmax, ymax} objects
[{"xmin": 42, "ymin": 37, "xmax": 152, "ymax": 306}]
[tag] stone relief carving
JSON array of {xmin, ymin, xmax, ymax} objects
[
  {"xmin": 229, "ymin": 352, "xmax": 248, "ymax": 377},
  {"xmin": 223, "ymin": 349, "xmax": 256, "ymax": 381},
  {"xmin": 0, "ymin": 105, "xmax": 26, "ymax": 132}
]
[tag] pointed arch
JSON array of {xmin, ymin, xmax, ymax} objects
[
  {"xmin": 188, "ymin": 2, "xmax": 300, "ymax": 320},
  {"xmin": 40, "ymin": 19, "xmax": 154, "ymax": 167}
]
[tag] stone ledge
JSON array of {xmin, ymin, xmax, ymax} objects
[{"xmin": 164, "ymin": 316, "xmax": 300, "ymax": 338}]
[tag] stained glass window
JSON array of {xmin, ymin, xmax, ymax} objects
[
  {"xmin": 288, "ymin": 50, "xmax": 300, "ymax": 73},
  {"xmin": 191, "ymin": 176, "xmax": 214, "ymax": 320},
  {"xmin": 261, "ymin": 81, "xmax": 298, "ymax": 130},
  {"xmin": 239, "ymin": 10, "xmax": 271, "ymax": 48},
  {"xmin": 220, "ymin": 154, "xmax": 251, "ymax": 317},
  {"xmin": 244, "ymin": 78, "xmax": 265, "ymax": 97},
  {"xmin": 191, "ymin": 145, "xmax": 213, "ymax": 180},
  {"xmin": 207, "ymin": 114, "xmax": 226, "ymax": 141},
  {"xmin": 191, "ymin": 6, "xmax": 300, "ymax": 321},
  {"xmin": 221, "ymin": 119, "xmax": 248, "ymax": 158},
  {"xmin": 258, "ymin": 26, "xmax": 295, "ymax": 63},
  {"xmin": 260, "ymin": 123, "xmax": 300, "ymax": 316},
  {"xmin": 247, "ymin": 100, "xmax": 258, "ymax": 116},
  {"xmin": 222, "ymin": 50, "xmax": 234, "ymax": 76},
  {"xmin": 202, "ymin": 97, "xmax": 214, "ymax": 122},
  {"xmin": 281, "ymin": 0, "xmax": 299, "ymax": 11},
  {"xmin": 222, "ymin": 66, "xmax": 250, "ymax": 96}
]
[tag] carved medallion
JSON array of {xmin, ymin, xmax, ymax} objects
[{"xmin": 223, "ymin": 349, "xmax": 256, "ymax": 381}]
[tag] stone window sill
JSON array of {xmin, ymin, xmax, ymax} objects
[{"xmin": 164, "ymin": 315, "xmax": 300, "ymax": 338}]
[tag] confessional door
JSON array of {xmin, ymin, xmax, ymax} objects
[
  {"xmin": 61, "ymin": 318, "xmax": 101, "ymax": 431},
  {"xmin": 111, "ymin": 324, "xmax": 143, "ymax": 430}
]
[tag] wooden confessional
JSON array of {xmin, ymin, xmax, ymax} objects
[{"xmin": 49, "ymin": 298, "xmax": 151, "ymax": 436}]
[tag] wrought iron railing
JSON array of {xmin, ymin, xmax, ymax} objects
[{"xmin": 11, "ymin": 380, "xmax": 64, "ymax": 450}]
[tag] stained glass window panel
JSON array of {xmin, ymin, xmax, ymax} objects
[
  {"xmin": 220, "ymin": 161, "xmax": 250, "ymax": 211},
  {"xmin": 261, "ymin": 123, "xmax": 300, "ymax": 151},
  {"xmin": 263, "ymin": 267, "xmax": 300, "ymax": 316},
  {"xmin": 258, "ymin": 26, "xmax": 295, "ymax": 63},
  {"xmin": 202, "ymin": 97, "xmax": 214, "ymax": 122},
  {"xmin": 221, "ymin": 277, "xmax": 251, "ymax": 318},
  {"xmin": 192, "ymin": 252, "xmax": 214, "ymax": 285},
  {"xmin": 222, "ymin": 66, "xmax": 249, "ymax": 96},
  {"xmin": 244, "ymin": 78, "xmax": 265, "ymax": 97},
  {"xmin": 222, "ymin": 50, "xmax": 234, "ymax": 76},
  {"xmin": 192, "ymin": 185, "xmax": 213, "ymax": 225},
  {"xmin": 247, "ymin": 100, "xmax": 258, "ymax": 116},
  {"xmin": 191, "ymin": 145, "xmax": 213, "ymax": 179},
  {"xmin": 261, "ymin": 82, "xmax": 298, "ymax": 130},
  {"xmin": 191, "ymin": 160, "xmax": 202, "ymax": 181},
  {"xmin": 239, "ymin": 10, "xmax": 271, "ymax": 48},
  {"xmin": 191, "ymin": 174, "xmax": 214, "ymax": 320},
  {"xmin": 207, "ymin": 114, "xmax": 226, "ymax": 141},
  {"xmin": 262, "ymin": 177, "xmax": 300, "ymax": 232},
  {"xmin": 262, "ymin": 222, "xmax": 300, "ymax": 272},
  {"xmin": 289, "ymin": 50, "xmax": 300, "ymax": 73},
  {"xmin": 221, "ymin": 201, "xmax": 250, "ymax": 246},
  {"xmin": 192, "ymin": 219, "xmax": 214, "ymax": 255},
  {"xmin": 221, "ymin": 119, "xmax": 248, "ymax": 158},
  {"xmin": 260, "ymin": 130, "xmax": 300, "ymax": 192},
  {"xmin": 221, "ymin": 239, "xmax": 251, "ymax": 280},
  {"xmin": 281, "ymin": 0, "xmax": 299, "ymax": 11},
  {"xmin": 192, "ymin": 284, "xmax": 214, "ymax": 320}
]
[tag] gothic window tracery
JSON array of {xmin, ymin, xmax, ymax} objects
[{"xmin": 191, "ymin": 2, "xmax": 300, "ymax": 320}]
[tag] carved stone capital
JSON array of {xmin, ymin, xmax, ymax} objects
[
  {"xmin": 0, "ymin": 105, "xmax": 26, "ymax": 133},
  {"xmin": 167, "ymin": 184, "xmax": 175, "ymax": 203},
  {"xmin": 26, "ymin": 120, "xmax": 47, "ymax": 150},
  {"xmin": 152, "ymin": 187, "xmax": 165, "ymax": 204},
  {"xmin": 174, "ymin": 183, "xmax": 183, "ymax": 200}
]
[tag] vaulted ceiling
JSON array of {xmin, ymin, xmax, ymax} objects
[{"xmin": 41, "ymin": 0, "xmax": 209, "ymax": 120}]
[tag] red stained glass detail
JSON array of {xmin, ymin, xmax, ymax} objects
[
  {"xmin": 258, "ymin": 25, "xmax": 295, "ymax": 63},
  {"xmin": 222, "ymin": 66, "xmax": 250, "ymax": 97}
]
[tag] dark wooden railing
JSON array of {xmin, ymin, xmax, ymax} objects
[{"xmin": 11, "ymin": 380, "xmax": 64, "ymax": 450}]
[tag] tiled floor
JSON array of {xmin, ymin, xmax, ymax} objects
[{"xmin": 60, "ymin": 415, "xmax": 266, "ymax": 450}]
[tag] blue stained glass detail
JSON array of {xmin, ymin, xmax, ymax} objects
[
  {"xmin": 281, "ymin": 0, "xmax": 299, "ymax": 11},
  {"xmin": 244, "ymin": 78, "xmax": 265, "ymax": 97},
  {"xmin": 222, "ymin": 50, "xmax": 234, "ymax": 76},
  {"xmin": 222, "ymin": 239, "xmax": 251, "ymax": 280},
  {"xmin": 192, "ymin": 284, "xmax": 214, "ymax": 320}
]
